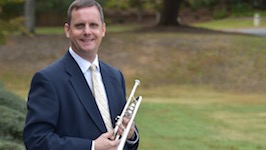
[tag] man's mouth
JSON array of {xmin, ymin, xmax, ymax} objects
[{"xmin": 82, "ymin": 38, "xmax": 94, "ymax": 42}]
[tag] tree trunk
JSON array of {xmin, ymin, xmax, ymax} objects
[
  {"xmin": 136, "ymin": 0, "xmax": 143, "ymax": 23},
  {"xmin": 158, "ymin": 0, "xmax": 182, "ymax": 26},
  {"xmin": 24, "ymin": 0, "xmax": 35, "ymax": 33},
  {"xmin": 220, "ymin": 0, "xmax": 227, "ymax": 10}
]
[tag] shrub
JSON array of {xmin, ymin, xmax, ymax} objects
[
  {"xmin": 0, "ymin": 106, "xmax": 25, "ymax": 140},
  {"xmin": 213, "ymin": 9, "xmax": 228, "ymax": 19},
  {"xmin": 0, "ymin": 140, "xmax": 25, "ymax": 150},
  {"xmin": 0, "ymin": 0, "xmax": 25, "ymax": 45},
  {"xmin": 0, "ymin": 86, "xmax": 27, "ymax": 114},
  {"xmin": 0, "ymin": 17, "xmax": 25, "ymax": 45},
  {"xmin": 0, "ymin": 85, "xmax": 26, "ymax": 149}
]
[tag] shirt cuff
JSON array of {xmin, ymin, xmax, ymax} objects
[
  {"xmin": 126, "ymin": 130, "xmax": 139, "ymax": 145},
  {"xmin": 91, "ymin": 140, "xmax": 95, "ymax": 150}
]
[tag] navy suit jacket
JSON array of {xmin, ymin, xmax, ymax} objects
[{"xmin": 23, "ymin": 51, "xmax": 139, "ymax": 150}]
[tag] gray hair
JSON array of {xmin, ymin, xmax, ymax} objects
[{"xmin": 66, "ymin": 0, "xmax": 104, "ymax": 24}]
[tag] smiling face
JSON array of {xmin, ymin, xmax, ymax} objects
[{"xmin": 64, "ymin": 6, "xmax": 106, "ymax": 62}]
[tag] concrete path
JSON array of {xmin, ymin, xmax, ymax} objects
[{"xmin": 224, "ymin": 28, "xmax": 266, "ymax": 36}]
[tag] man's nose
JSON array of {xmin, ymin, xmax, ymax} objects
[{"xmin": 84, "ymin": 25, "xmax": 91, "ymax": 35}]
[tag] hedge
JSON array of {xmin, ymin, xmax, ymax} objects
[{"xmin": 0, "ymin": 85, "xmax": 26, "ymax": 149}]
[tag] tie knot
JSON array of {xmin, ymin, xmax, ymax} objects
[{"xmin": 90, "ymin": 64, "xmax": 97, "ymax": 72}]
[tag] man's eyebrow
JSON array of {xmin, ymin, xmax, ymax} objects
[{"xmin": 74, "ymin": 22, "xmax": 85, "ymax": 26}]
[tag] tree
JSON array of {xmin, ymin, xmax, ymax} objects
[
  {"xmin": 158, "ymin": 0, "xmax": 183, "ymax": 26},
  {"xmin": 129, "ymin": 0, "xmax": 143, "ymax": 22},
  {"xmin": 24, "ymin": 0, "xmax": 35, "ymax": 33}
]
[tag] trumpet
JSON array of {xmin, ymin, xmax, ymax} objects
[{"xmin": 113, "ymin": 79, "xmax": 142, "ymax": 150}]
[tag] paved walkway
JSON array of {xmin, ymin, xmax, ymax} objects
[{"xmin": 224, "ymin": 28, "xmax": 266, "ymax": 36}]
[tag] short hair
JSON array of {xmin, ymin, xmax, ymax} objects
[{"xmin": 66, "ymin": 0, "xmax": 105, "ymax": 24}]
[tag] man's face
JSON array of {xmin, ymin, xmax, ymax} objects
[{"xmin": 64, "ymin": 6, "xmax": 106, "ymax": 61}]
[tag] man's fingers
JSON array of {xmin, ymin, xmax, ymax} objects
[
  {"xmin": 119, "ymin": 124, "xmax": 125, "ymax": 131},
  {"xmin": 102, "ymin": 130, "xmax": 114, "ymax": 138}
]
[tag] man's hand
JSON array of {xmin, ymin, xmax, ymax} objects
[
  {"xmin": 116, "ymin": 117, "xmax": 135, "ymax": 140},
  {"xmin": 94, "ymin": 131, "xmax": 120, "ymax": 150}
]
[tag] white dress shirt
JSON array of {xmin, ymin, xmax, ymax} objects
[{"xmin": 69, "ymin": 48, "xmax": 107, "ymax": 99}]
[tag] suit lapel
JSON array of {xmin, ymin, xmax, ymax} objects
[{"xmin": 63, "ymin": 52, "xmax": 107, "ymax": 133}]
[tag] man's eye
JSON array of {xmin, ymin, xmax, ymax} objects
[
  {"xmin": 75, "ymin": 24, "xmax": 84, "ymax": 29},
  {"xmin": 90, "ymin": 23, "xmax": 99, "ymax": 28}
]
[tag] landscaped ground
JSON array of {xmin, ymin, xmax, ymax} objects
[
  {"xmin": 1, "ymin": 24, "xmax": 266, "ymax": 149},
  {"xmin": 1, "ymin": 25, "xmax": 265, "ymax": 97}
]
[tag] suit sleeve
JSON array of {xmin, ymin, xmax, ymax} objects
[{"xmin": 23, "ymin": 72, "xmax": 91, "ymax": 150}]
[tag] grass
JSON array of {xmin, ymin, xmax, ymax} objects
[
  {"xmin": 35, "ymin": 24, "xmax": 141, "ymax": 34},
  {"xmin": 1, "ymin": 18, "xmax": 266, "ymax": 149},
  {"xmin": 136, "ymin": 88, "xmax": 266, "ymax": 150},
  {"xmin": 35, "ymin": 26, "xmax": 64, "ymax": 34},
  {"xmin": 106, "ymin": 24, "xmax": 141, "ymax": 32},
  {"xmin": 3, "ymin": 32, "xmax": 266, "ymax": 97}
]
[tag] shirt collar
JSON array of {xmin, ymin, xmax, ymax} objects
[{"xmin": 69, "ymin": 47, "xmax": 99, "ymax": 73}]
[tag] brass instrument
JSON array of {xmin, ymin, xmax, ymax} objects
[{"xmin": 113, "ymin": 79, "xmax": 142, "ymax": 150}]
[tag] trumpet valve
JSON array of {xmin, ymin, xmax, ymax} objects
[
  {"xmin": 115, "ymin": 116, "xmax": 121, "ymax": 121},
  {"xmin": 125, "ymin": 102, "xmax": 136, "ymax": 117}
]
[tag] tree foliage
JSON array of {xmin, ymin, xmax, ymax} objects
[
  {"xmin": 0, "ymin": 0, "xmax": 24, "ymax": 44},
  {"xmin": 0, "ymin": 0, "xmax": 24, "ymax": 6},
  {"xmin": 103, "ymin": 0, "xmax": 162, "ymax": 10},
  {"xmin": 184, "ymin": 0, "xmax": 266, "ymax": 18},
  {"xmin": 1, "ymin": 0, "xmax": 266, "ymax": 39},
  {"xmin": 36, "ymin": 0, "xmax": 72, "ymax": 13}
]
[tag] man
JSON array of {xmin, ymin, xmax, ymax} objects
[{"xmin": 23, "ymin": 0, "xmax": 139, "ymax": 149}]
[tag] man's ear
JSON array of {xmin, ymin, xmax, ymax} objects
[
  {"xmin": 102, "ymin": 23, "xmax": 106, "ymax": 37},
  {"xmin": 64, "ymin": 23, "xmax": 70, "ymax": 38}
]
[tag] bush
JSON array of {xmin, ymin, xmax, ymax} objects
[
  {"xmin": 213, "ymin": 8, "xmax": 228, "ymax": 19},
  {"xmin": 0, "ymin": 140, "xmax": 25, "ymax": 150},
  {"xmin": 0, "ymin": 0, "xmax": 25, "ymax": 45},
  {"xmin": 0, "ymin": 85, "xmax": 26, "ymax": 149},
  {"xmin": 0, "ymin": 17, "xmax": 25, "ymax": 45},
  {"xmin": 231, "ymin": 3, "xmax": 252, "ymax": 17},
  {"xmin": 0, "ymin": 106, "xmax": 25, "ymax": 140},
  {"xmin": 0, "ymin": 86, "xmax": 27, "ymax": 114},
  {"xmin": 0, "ymin": 32, "xmax": 5, "ymax": 45}
]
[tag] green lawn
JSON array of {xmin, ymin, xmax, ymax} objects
[
  {"xmin": 35, "ymin": 24, "xmax": 141, "ymax": 34},
  {"xmin": 137, "ymin": 92, "xmax": 266, "ymax": 150},
  {"xmin": 35, "ymin": 26, "xmax": 64, "ymax": 34}
]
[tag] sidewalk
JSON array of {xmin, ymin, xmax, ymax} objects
[{"xmin": 224, "ymin": 28, "xmax": 266, "ymax": 36}]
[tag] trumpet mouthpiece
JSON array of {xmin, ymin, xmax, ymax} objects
[{"xmin": 135, "ymin": 79, "xmax": 140, "ymax": 85}]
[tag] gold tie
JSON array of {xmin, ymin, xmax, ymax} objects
[{"xmin": 90, "ymin": 64, "xmax": 113, "ymax": 131}]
